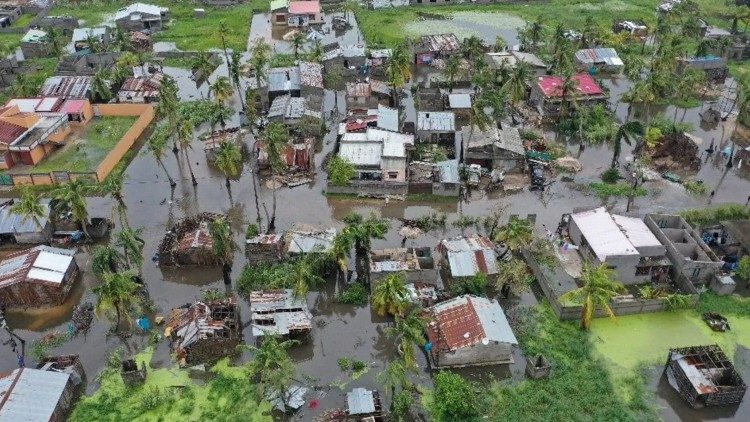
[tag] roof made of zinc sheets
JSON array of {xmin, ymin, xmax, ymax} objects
[
  {"xmin": 419, "ymin": 33, "xmax": 460, "ymax": 53},
  {"xmin": 347, "ymin": 388, "xmax": 376, "ymax": 415},
  {"xmin": 40, "ymin": 76, "xmax": 92, "ymax": 99},
  {"xmin": 0, "ymin": 367, "xmax": 70, "ymax": 421},
  {"xmin": 439, "ymin": 234, "xmax": 497, "ymax": 277},
  {"xmin": 0, "ymin": 201, "xmax": 50, "ymax": 234}
]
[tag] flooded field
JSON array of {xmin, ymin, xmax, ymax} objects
[
  {"xmin": 1, "ymin": 9, "xmax": 750, "ymax": 421},
  {"xmin": 404, "ymin": 11, "xmax": 525, "ymax": 45}
]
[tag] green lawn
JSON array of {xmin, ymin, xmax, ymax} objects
[
  {"xmin": 0, "ymin": 33, "xmax": 21, "ymax": 52},
  {"xmin": 49, "ymin": 0, "xmax": 270, "ymax": 51},
  {"xmin": 10, "ymin": 13, "xmax": 35, "ymax": 28},
  {"xmin": 32, "ymin": 116, "xmax": 137, "ymax": 174}
]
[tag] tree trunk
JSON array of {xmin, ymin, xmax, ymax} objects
[
  {"xmin": 269, "ymin": 170, "xmax": 277, "ymax": 232},
  {"xmin": 222, "ymin": 262, "xmax": 232, "ymax": 285},
  {"xmin": 226, "ymin": 178, "xmax": 233, "ymax": 204},
  {"xmin": 158, "ymin": 159, "xmax": 176, "ymax": 187},
  {"xmin": 611, "ymin": 138, "xmax": 620, "ymax": 169},
  {"xmin": 184, "ymin": 150, "xmax": 198, "ymax": 186},
  {"xmin": 251, "ymin": 165, "xmax": 263, "ymax": 231},
  {"xmin": 115, "ymin": 302, "xmax": 122, "ymax": 332}
]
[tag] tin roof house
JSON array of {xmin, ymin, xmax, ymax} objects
[
  {"xmin": 677, "ymin": 56, "xmax": 729, "ymax": 83},
  {"xmin": 0, "ymin": 199, "xmax": 53, "ymax": 245},
  {"xmin": 436, "ymin": 234, "xmax": 498, "ymax": 285},
  {"xmin": 0, "ymin": 358, "xmax": 83, "ymax": 421},
  {"xmin": 336, "ymin": 127, "xmax": 414, "ymax": 185},
  {"xmin": 267, "ymin": 95, "xmax": 323, "ymax": 132},
  {"xmin": 245, "ymin": 233, "xmax": 285, "ymax": 265},
  {"xmin": 530, "ymin": 73, "xmax": 609, "ymax": 117},
  {"xmin": 157, "ymin": 213, "xmax": 225, "ymax": 266},
  {"xmin": 346, "ymin": 387, "xmax": 384, "ymax": 421},
  {"xmin": 462, "ymin": 125, "xmax": 525, "ymax": 172},
  {"xmin": 425, "ymin": 295, "xmax": 518, "ymax": 368},
  {"xmin": 20, "ymin": 29, "xmax": 54, "ymax": 59},
  {"xmin": 202, "ymin": 127, "xmax": 243, "ymax": 163},
  {"xmin": 253, "ymin": 62, "xmax": 323, "ymax": 103},
  {"xmin": 285, "ymin": 226, "xmax": 336, "ymax": 256},
  {"xmin": 40, "ymin": 76, "xmax": 93, "ymax": 99},
  {"xmin": 346, "ymin": 80, "xmax": 393, "ymax": 110},
  {"xmin": 566, "ymin": 207, "xmax": 672, "ymax": 285},
  {"xmin": 271, "ymin": 0, "xmax": 323, "ymax": 27},
  {"xmin": 0, "ymin": 245, "xmax": 78, "ymax": 309},
  {"xmin": 165, "ymin": 298, "xmax": 241, "ymax": 366},
  {"xmin": 413, "ymin": 33, "xmax": 460, "ymax": 66},
  {"xmin": 117, "ymin": 72, "xmax": 164, "ymax": 103},
  {"xmin": 574, "ymin": 47, "xmax": 624, "ymax": 72},
  {"xmin": 484, "ymin": 51, "xmax": 547, "ymax": 76},
  {"xmin": 114, "ymin": 3, "xmax": 170, "ymax": 32},
  {"xmin": 416, "ymin": 111, "xmax": 456, "ymax": 150},
  {"xmin": 249, "ymin": 289, "xmax": 312, "ymax": 340},
  {"xmin": 369, "ymin": 247, "xmax": 436, "ymax": 285}
]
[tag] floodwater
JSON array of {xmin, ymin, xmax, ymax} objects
[
  {"xmin": 404, "ymin": 11, "xmax": 525, "ymax": 46},
  {"xmin": 0, "ymin": 11, "xmax": 749, "ymax": 421}
]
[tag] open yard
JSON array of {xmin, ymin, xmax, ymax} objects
[
  {"xmin": 30, "ymin": 116, "xmax": 137, "ymax": 174},
  {"xmin": 0, "ymin": 32, "xmax": 21, "ymax": 52},
  {"xmin": 49, "ymin": 0, "xmax": 270, "ymax": 51},
  {"xmin": 10, "ymin": 13, "xmax": 35, "ymax": 28}
]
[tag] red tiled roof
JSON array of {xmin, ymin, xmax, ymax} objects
[
  {"xmin": 536, "ymin": 73, "xmax": 604, "ymax": 98},
  {"xmin": 426, "ymin": 297, "xmax": 486, "ymax": 351},
  {"xmin": 0, "ymin": 121, "xmax": 26, "ymax": 145},
  {"xmin": 289, "ymin": 1, "xmax": 320, "ymax": 14}
]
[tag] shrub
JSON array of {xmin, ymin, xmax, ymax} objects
[
  {"xmin": 683, "ymin": 180, "xmax": 707, "ymax": 196},
  {"xmin": 245, "ymin": 223, "xmax": 259, "ymax": 239},
  {"xmin": 338, "ymin": 357, "xmax": 351, "ymax": 371},
  {"xmin": 450, "ymin": 272, "xmax": 489, "ymax": 296},
  {"xmin": 737, "ymin": 256, "xmax": 750, "ymax": 282},
  {"xmin": 589, "ymin": 182, "xmax": 647, "ymax": 199},
  {"xmin": 427, "ymin": 372, "xmax": 481, "ymax": 421},
  {"xmin": 337, "ymin": 282, "xmax": 368, "ymax": 305},
  {"xmin": 601, "ymin": 168, "xmax": 621, "ymax": 184},
  {"xmin": 328, "ymin": 156, "xmax": 356, "ymax": 186}
]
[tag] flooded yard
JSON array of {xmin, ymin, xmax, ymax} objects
[{"xmin": 405, "ymin": 11, "xmax": 525, "ymax": 46}]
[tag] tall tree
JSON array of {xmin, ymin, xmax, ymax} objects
[
  {"xmin": 176, "ymin": 116, "xmax": 198, "ymax": 186},
  {"xmin": 92, "ymin": 245, "xmax": 122, "ymax": 276},
  {"xmin": 45, "ymin": 27, "xmax": 65, "ymax": 57},
  {"xmin": 91, "ymin": 68, "xmax": 112, "ymax": 103},
  {"xmin": 214, "ymin": 140, "xmax": 243, "ymax": 201},
  {"xmin": 494, "ymin": 217, "xmax": 533, "ymax": 251},
  {"xmin": 208, "ymin": 216, "xmax": 237, "ymax": 285},
  {"xmin": 148, "ymin": 126, "xmax": 177, "ymax": 187},
  {"xmin": 290, "ymin": 31, "xmax": 306, "ymax": 59},
  {"xmin": 244, "ymin": 336, "xmax": 298, "ymax": 411},
  {"xmin": 210, "ymin": 76, "xmax": 233, "ymax": 107},
  {"xmin": 288, "ymin": 254, "xmax": 325, "ymax": 298},
  {"xmin": 385, "ymin": 42, "xmax": 411, "ymax": 108},
  {"xmin": 98, "ymin": 169, "xmax": 129, "ymax": 228},
  {"xmin": 192, "ymin": 51, "xmax": 216, "ymax": 87},
  {"xmin": 229, "ymin": 50, "xmax": 246, "ymax": 112},
  {"xmin": 388, "ymin": 310, "xmax": 427, "ymax": 370},
  {"xmin": 93, "ymin": 270, "xmax": 140, "ymax": 332},
  {"xmin": 342, "ymin": 212, "xmax": 389, "ymax": 256},
  {"xmin": 111, "ymin": 27, "xmax": 131, "ymax": 52},
  {"xmin": 372, "ymin": 272, "xmax": 408, "ymax": 317},
  {"xmin": 308, "ymin": 40, "xmax": 324, "ymax": 63},
  {"xmin": 51, "ymin": 180, "xmax": 91, "ymax": 238},
  {"xmin": 560, "ymin": 262, "xmax": 625, "ymax": 330},
  {"xmin": 249, "ymin": 39, "xmax": 272, "ymax": 102},
  {"xmin": 610, "ymin": 121, "xmax": 644, "ymax": 168},
  {"xmin": 11, "ymin": 188, "xmax": 47, "ymax": 234},
  {"xmin": 444, "ymin": 55, "xmax": 461, "ymax": 92},
  {"xmin": 264, "ymin": 122, "xmax": 290, "ymax": 232},
  {"xmin": 502, "ymin": 61, "xmax": 531, "ymax": 124},
  {"xmin": 115, "ymin": 228, "xmax": 145, "ymax": 271}
]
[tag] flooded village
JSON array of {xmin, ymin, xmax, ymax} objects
[{"xmin": 1, "ymin": 0, "xmax": 750, "ymax": 421}]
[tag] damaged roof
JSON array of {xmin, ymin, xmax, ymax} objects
[
  {"xmin": 438, "ymin": 234, "xmax": 497, "ymax": 277},
  {"xmin": 176, "ymin": 221, "xmax": 214, "ymax": 251},
  {"xmin": 575, "ymin": 47, "xmax": 623, "ymax": 67},
  {"xmin": 418, "ymin": 33, "xmax": 460, "ymax": 53},
  {"xmin": 40, "ymin": 76, "xmax": 92, "ymax": 99},
  {"xmin": 0, "ymin": 367, "xmax": 71, "ymax": 421},
  {"xmin": 285, "ymin": 227, "xmax": 336, "ymax": 254},
  {"xmin": 268, "ymin": 95, "xmax": 322, "ymax": 120},
  {"xmin": 347, "ymin": 388, "xmax": 377, "ymax": 415},
  {"xmin": 119, "ymin": 72, "xmax": 163, "ymax": 98},
  {"xmin": 299, "ymin": 61, "xmax": 323, "ymax": 89},
  {"xmin": 498, "ymin": 126, "xmax": 524, "ymax": 155},
  {"xmin": 0, "ymin": 245, "xmax": 75, "ymax": 288},
  {"xmin": 448, "ymin": 93, "xmax": 472, "ymax": 109},
  {"xmin": 250, "ymin": 289, "xmax": 312, "ymax": 337},
  {"xmin": 426, "ymin": 295, "xmax": 517, "ymax": 353},
  {"xmin": 166, "ymin": 299, "xmax": 237, "ymax": 352},
  {"xmin": 268, "ymin": 67, "xmax": 301, "ymax": 92},
  {"xmin": 435, "ymin": 159, "xmax": 459, "ymax": 184}
]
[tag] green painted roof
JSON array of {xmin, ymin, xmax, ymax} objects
[{"xmin": 270, "ymin": 0, "xmax": 287, "ymax": 11}]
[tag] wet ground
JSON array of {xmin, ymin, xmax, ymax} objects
[{"xmin": 1, "ymin": 11, "xmax": 750, "ymax": 421}]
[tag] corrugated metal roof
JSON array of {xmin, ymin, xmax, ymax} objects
[
  {"xmin": 72, "ymin": 27, "xmax": 108, "ymax": 43},
  {"xmin": 611, "ymin": 214, "xmax": 662, "ymax": 249},
  {"xmin": 268, "ymin": 67, "xmax": 301, "ymax": 92},
  {"xmin": 0, "ymin": 201, "xmax": 50, "ymax": 234},
  {"xmin": 0, "ymin": 367, "xmax": 70, "ymax": 421},
  {"xmin": 570, "ymin": 207, "xmax": 640, "ymax": 261},
  {"xmin": 439, "ymin": 234, "xmax": 497, "ymax": 277},
  {"xmin": 448, "ymin": 93, "xmax": 471, "ymax": 109},
  {"xmin": 41, "ymin": 76, "xmax": 92, "ymax": 99},
  {"xmin": 115, "ymin": 3, "xmax": 168, "ymax": 21},
  {"xmin": 417, "ymin": 111, "xmax": 455, "ymax": 132},
  {"xmin": 418, "ymin": 33, "xmax": 460, "ymax": 53},
  {"xmin": 347, "ymin": 388, "xmax": 376, "ymax": 415},
  {"xmin": 21, "ymin": 29, "xmax": 47, "ymax": 43},
  {"xmin": 377, "ymin": 105, "xmax": 399, "ymax": 132},
  {"xmin": 285, "ymin": 228, "xmax": 336, "ymax": 254},
  {"xmin": 435, "ymin": 159, "xmax": 459, "ymax": 184},
  {"xmin": 575, "ymin": 48, "xmax": 623, "ymax": 67},
  {"xmin": 299, "ymin": 61, "xmax": 323, "ymax": 89},
  {"xmin": 498, "ymin": 127, "xmax": 524, "ymax": 155},
  {"xmin": 339, "ymin": 141, "xmax": 382, "ymax": 166}
]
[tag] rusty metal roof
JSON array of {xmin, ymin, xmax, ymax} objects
[
  {"xmin": 176, "ymin": 221, "xmax": 214, "ymax": 251},
  {"xmin": 419, "ymin": 33, "xmax": 460, "ymax": 53},
  {"xmin": 437, "ymin": 234, "xmax": 497, "ymax": 277},
  {"xmin": 426, "ymin": 295, "xmax": 516, "ymax": 352},
  {"xmin": 0, "ymin": 246, "xmax": 75, "ymax": 289},
  {"xmin": 40, "ymin": 76, "xmax": 92, "ymax": 99},
  {"xmin": 249, "ymin": 289, "xmax": 311, "ymax": 337}
]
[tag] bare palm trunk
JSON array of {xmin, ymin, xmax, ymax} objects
[
  {"xmin": 157, "ymin": 158, "xmax": 176, "ymax": 187},
  {"xmin": 183, "ymin": 149, "xmax": 198, "ymax": 185},
  {"xmin": 115, "ymin": 302, "xmax": 122, "ymax": 332},
  {"xmin": 251, "ymin": 164, "xmax": 263, "ymax": 231},
  {"xmin": 222, "ymin": 262, "xmax": 232, "ymax": 285},
  {"xmin": 269, "ymin": 170, "xmax": 277, "ymax": 232}
]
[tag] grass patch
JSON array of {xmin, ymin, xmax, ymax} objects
[
  {"xmin": 680, "ymin": 204, "xmax": 750, "ymax": 227},
  {"xmin": 49, "ymin": 0, "xmax": 270, "ymax": 51},
  {"xmin": 588, "ymin": 182, "xmax": 647, "ymax": 199},
  {"xmin": 70, "ymin": 348, "xmax": 273, "ymax": 421},
  {"xmin": 337, "ymin": 282, "xmax": 368, "ymax": 305},
  {"xmin": 10, "ymin": 13, "xmax": 35, "ymax": 28},
  {"xmin": 0, "ymin": 33, "xmax": 22, "ymax": 52},
  {"xmin": 270, "ymin": 54, "xmax": 296, "ymax": 68},
  {"xmin": 31, "ymin": 117, "xmax": 137, "ymax": 174},
  {"xmin": 487, "ymin": 305, "xmax": 658, "ymax": 420},
  {"xmin": 161, "ymin": 56, "xmax": 195, "ymax": 69}
]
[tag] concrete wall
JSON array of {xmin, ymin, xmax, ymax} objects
[
  {"xmin": 432, "ymin": 182, "xmax": 459, "ymax": 196},
  {"xmin": 327, "ymin": 180, "xmax": 408, "ymax": 196},
  {"xmin": 95, "ymin": 103, "xmax": 154, "ymax": 181},
  {"xmin": 370, "ymin": 268, "xmax": 438, "ymax": 286},
  {"xmin": 433, "ymin": 341, "xmax": 512, "ymax": 368}
]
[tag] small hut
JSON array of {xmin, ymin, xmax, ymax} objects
[
  {"xmin": 245, "ymin": 233, "xmax": 285, "ymax": 265},
  {"xmin": 165, "ymin": 298, "xmax": 241, "ymax": 366},
  {"xmin": 346, "ymin": 387, "xmax": 384, "ymax": 421},
  {"xmin": 157, "ymin": 213, "xmax": 224, "ymax": 266},
  {"xmin": 202, "ymin": 127, "xmax": 243, "ymax": 162}
]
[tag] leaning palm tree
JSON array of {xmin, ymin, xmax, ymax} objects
[
  {"xmin": 610, "ymin": 120, "xmax": 643, "ymax": 169},
  {"xmin": 51, "ymin": 179, "xmax": 91, "ymax": 238},
  {"xmin": 288, "ymin": 254, "xmax": 326, "ymax": 298},
  {"xmin": 385, "ymin": 42, "xmax": 411, "ymax": 108},
  {"xmin": 147, "ymin": 126, "xmax": 176, "ymax": 187},
  {"xmin": 192, "ymin": 51, "xmax": 216, "ymax": 87},
  {"xmin": 495, "ymin": 258, "xmax": 531, "ymax": 297},
  {"xmin": 176, "ymin": 116, "xmax": 198, "ymax": 185},
  {"xmin": 264, "ymin": 122, "xmax": 290, "ymax": 232},
  {"xmin": 214, "ymin": 141, "xmax": 243, "ymax": 201},
  {"xmin": 342, "ymin": 212, "xmax": 390, "ymax": 255},
  {"xmin": 290, "ymin": 31, "xmax": 306, "ymax": 59},
  {"xmin": 249, "ymin": 39, "xmax": 272, "ymax": 94},
  {"xmin": 111, "ymin": 27, "xmax": 131, "ymax": 52},
  {"xmin": 502, "ymin": 61, "xmax": 531, "ymax": 124},
  {"xmin": 117, "ymin": 51, "xmax": 140, "ymax": 69},
  {"xmin": 93, "ymin": 270, "xmax": 140, "ymax": 332},
  {"xmin": 91, "ymin": 68, "xmax": 112, "ymax": 103},
  {"xmin": 494, "ymin": 217, "xmax": 533, "ymax": 251},
  {"xmin": 11, "ymin": 188, "xmax": 47, "ymax": 233},
  {"xmin": 229, "ymin": 50, "xmax": 246, "ymax": 112},
  {"xmin": 372, "ymin": 272, "xmax": 408, "ymax": 317},
  {"xmin": 208, "ymin": 217, "xmax": 237, "ymax": 285},
  {"xmin": 243, "ymin": 335, "xmax": 298, "ymax": 411},
  {"xmin": 387, "ymin": 309, "xmax": 427, "ymax": 370},
  {"xmin": 328, "ymin": 230, "xmax": 354, "ymax": 281},
  {"xmin": 377, "ymin": 360, "xmax": 411, "ymax": 404},
  {"xmin": 210, "ymin": 76, "xmax": 233, "ymax": 107},
  {"xmin": 115, "ymin": 228, "xmax": 145, "ymax": 271},
  {"xmin": 218, "ymin": 20, "xmax": 232, "ymax": 79},
  {"xmin": 98, "ymin": 169, "xmax": 129, "ymax": 228},
  {"xmin": 92, "ymin": 245, "xmax": 122, "ymax": 276},
  {"xmin": 561, "ymin": 262, "xmax": 625, "ymax": 330}
]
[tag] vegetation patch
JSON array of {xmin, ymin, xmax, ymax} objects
[
  {"xmin": 680, "ymin": 204, "xmax": 750, "ymax": 227},
  {"xmin": 337, "ymin": 282, "xmax": 368, "ymax": 305},
  {"xmin": 588, "ymin": 182, "xmax": 647, "ymax": 200}
]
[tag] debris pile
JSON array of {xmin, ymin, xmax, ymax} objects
[{"xmin": 647, "ymin": 133, "xmax": 701, "ymax": 172}]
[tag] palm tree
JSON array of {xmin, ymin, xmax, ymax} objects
[
  {"xmin": 211, "ymin": 76, "xmax": 233, "ymax": 107},
  {"xmin": 264, "ymin": 122, "xmax": 290, "ymax": 232},
  {"xmin": 461, "ymin": 36, "xmax": 485, "ymax": 70},
  {"xmin": 176, "ymin": 116, "xmax": 198, "ymax": 185},
  {"xmin": 377, "ymin": 360, "xmax": 411, "ymax": 404},
  {"xmin": 11, "ymin": 188, "xmax": 47, "ymax": 234},
  {"xmin": 192, "ymin": 51, "xmax": 216, "ymax": 86},
  {"xmin": 610, "ymin": 121, "xmax": 643, "ymax": 168},
  {"xmin": 308, "ymin": 40, "xmax": 324, "ymax": 63},
  {"xmin": 328, "ymin": 230, "xmax": 354, "ymax": 281},
  {"xmin": 494, "ymin": 36, "xmax": 507, "ymax": 52},
  {"xmin": 51, "ymin": 180, "xmax": 91, "ymax": 238},
  {"xmin": 557, "ymin": 71, "xmax": 579, "ymax": 123},
  {"xmin": 91, "ymin": 67, "xmax": 112, "ymax": 103},
  {"xmin": 148, "ymin": 126, "xmax": 176, "ymax": 187},
  {"xmin": 342, "ymin": 0, "xmax": 358, "ymax": 24},
  {"xmin": 218, "ymin": 20, "xmax": 232, "ymax": 78},
  {"xmin": 229, "ymin": 50, "xmax": 246, "ymax": 112},
  {"xmin": 672, "ymin": 69, "xmax": 705, "ymax": 123},
  {"xmin": 560, "ymin": 262, "xmax": 625, "ymax": 330},
  {"xmin": 10, "ymin": 73, "xmax": 36, "ymax": 97},
  {"xmin": 288, "ymin": 254, "xmax": 325, "ymax": 298},
  {"xmin": 387, "ymin": 309, "xmax": 426, "ymax": 370},
  {"xmin": 98, "ymin": 169, "xmax": 129, "ymax": 228},
  {"xmin": 502, "ymin": 62, "xmax": 531, "ymax": 124},
  {"xmin": 214, "ymin": 141, "xmax": 243, "ymax": 201},
  {"xmin": 249, "ymin": 39, "xmax": 272, "ymax": 98},
  {"xmin": 385, "ymin": 42, "xmax": 411, "ymax": 108},
  {"xmin": 290, "ymin": 31, "xmax": 306, "ymax": 59},
  {"xmin": 208, "ymin": 217, "xmax": 237, "ymax": 285},
  {"xmin": 92, "ymin": 245, "xmax": 122, "ymax": 276},
  {"xmin": 495, "ymin": 258, "xmax": 531, "ymax": 297},
  {"xmin": 372, "ymin": 272, "xmax": 408, "ymax": 317},
  {"xmin": 135, "ymin": 51, "xmax": 154, "ymax": 74},
  {"xmin": 444, "ymin": 55, "xmax": 461, "ymax": 92},
  {"xmin": 342, "ymin": 212, "xmax": 389, "ymax": 255},
  {"xmin": 244, "ymin": 336, "xmax": 298, "ymax": 411},
  {"xmin": 117, "ymin": 51, "xmax": 139, "ymax": 70},
  {"xmin": 494, "ymin": 217, "xmax": 533, "ymax": 251},
  {"xmin": 93, "ymin": 270, "xmax": 140, "ymax": 332},
  {"xmin": 115, "ymin": 228, "xmax": 145, "ymax": 270},
  {"xmin": 84, "ymin": 32, "xmax": 103, "ymax": 53},
  {"xmin": 45, "ymin": 27, "xmax": 65, "ymax": 57},
  {"xmin": 111, "ymin": 27, "xmax": 131, "ymax": 52}
]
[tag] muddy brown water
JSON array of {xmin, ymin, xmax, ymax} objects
[{"xmin": 0, "ymin": 12, "xmax": 749, "ymax": 421}]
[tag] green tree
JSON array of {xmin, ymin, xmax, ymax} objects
[
  {"xmin": 290, "ymin": 32, "xmax": 306, "ymax": 59},
  {"xmin": 494, "ymin": 217, "xmax": 533, "ymax": 251},
  {"xmin": 11, "ymin": 188, "xmax": 47, "ymax": 233},
  {"xmin": 229, "ymin": 50, "xmax": 246, "ymax": 112},
  {"xmin": 210, "ymin": 76, "xmax": 233, "ymax": 107},
  {"xmin": 342, "ymin": 212, "xmax": 389, "ymax": 255},
  {"xmin": 385, "ymin": 42, "xmax": 411, "ymax": 107},
  {"xmin": 176, "ymin": 116, "xmax": 198, "ymax": 185},
  {"xmin": 111, "ymin": 27, "xmax": 131, "ymax": 52},
  {"xmin": 147, "ymin": 126, "xmax": 176, "ymax": 187},
  {"xmin": 610, "ymin": 120, "xmax": 643, "ymax": 168},
  {"xmin": 388, "ymin": 309, "xmax": 426, "ymax": 370},
  {"xmin": 561, "ymin": 262, "xmax": 625, "ymax": 330},
  {"xmin": 494, "ymin": 36, "xmax": 507, "ymax": 52},
  {"xmin": 91, "ymin": 245, "xmax": 122, "ymax": 276},
  {"xmin": 249, "ymin": 39, "xmax": 272, "ymax": 97},
  {"xmin": 502, "ymin": 62, "xmax": 531, "ymax": 124},
  {"xmin": 52, "ymin": 179, "xmax": 91, "ymax": 238},
  {"xmin": 427, "ymin": 371, "xmax": 481, "ymax": 421},
  {"xmin": 93, "ymin": 270, "xmax": 140, "ymax": 332},
  {"xmin": 91, "ymin": 68, "xmax": 112, "ymax": 103},
  {"xmin": 328, "ymin": 231, "xmax": 354, "ymax": 281},
  {"xmin": 377, "ymin": 360, "xmax": 412, "ymax": 414},
  {"xmin": 308, "ymin": 39, "xmax": 324, "ymax": 63},
  {"xmin": 99, "ymin": 169, "xmax": 129, "ymax": 228},
  {"xmin": 191, "ymin": 51, "xmax": 216, "ymax": 86},
  {"xmin": 372, "ymin": 272, "xmax": 408, "ymax": 317},
  {"xmin": 288, "ymin": 254, "xmax": 325, "ymax": 298},
  {"xmin": 736, "ymin": 256, "xmax": 750, "ymax": 283},
  {"xmin": 244, "ymin": 336, "xmax": 298, "ymax": 412},
  {"xmin": 208, "ymin": 216, "xmax": 237, "ymax": 285},
  {"xmin": 46, "ymin": 27, "xmax": 65, "ymax": 57},
  {"xmin": 115, "ymin": 228, "xmax": 145, "ymax": 271},
  {"xmin": 444, "ymin": 55, "xmax": 461, "ymax": 92},
  {"xmin": 264, "ymin": 122, "xmax": 290, "ymax": 232},
  {"xmin": 495, "ymin": 258, "xmax": 531, "ymax": 296},
  {"xmin": 327, "ymin": 155, "xmax": 355, "ymax": 186},
  {"xmin": 214, "ymin": 140, "xmax": 242, "ymax": 201}
]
